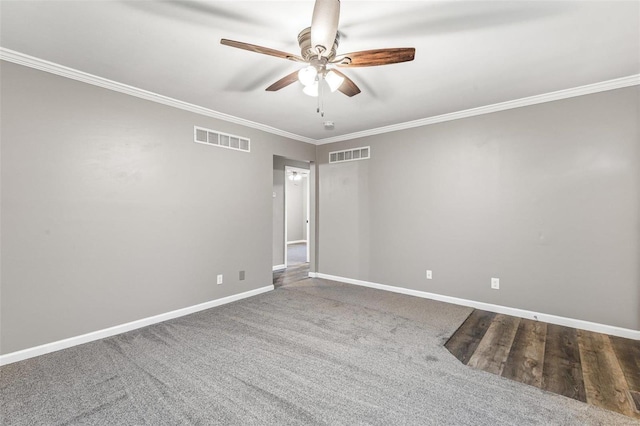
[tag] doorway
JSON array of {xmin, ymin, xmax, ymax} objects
[
  {"xmin": 272, "ymin": 156, "xmax": 312, "ymax": 288},
  {"xmin": 284, "ymin": 166, "xmax": 310, "ymax": 268}
]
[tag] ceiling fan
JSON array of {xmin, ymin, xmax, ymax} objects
[{"xmin": 220, "ymin": 0, "xmax": 415, "ymax": 101}]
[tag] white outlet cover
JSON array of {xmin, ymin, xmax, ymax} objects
[
  {"xmin": 491, "ymin": 277, "xmax": 500, "ymax": 289},
  {"xmin": 217, "ymin": 274, "xmax": 223, "ymax": 285},
  {"xmin": 426, "ymin": 270, "xmax": 433, "ymax": 279}
]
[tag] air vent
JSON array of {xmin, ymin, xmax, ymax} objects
[
  {"xmin": 329, "ymin": 146, "xmax": 370, "ymax": 164},
  {"xmin": 194, "ymin": 126, "xmax": 250, "ymax": 153}
]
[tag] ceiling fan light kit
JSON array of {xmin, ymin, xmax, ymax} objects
[
  {"xmin": 324, "ymin": 70, "xmax": 344, "ymax": 92},
  {"xmin": 288, "ymin": 171, "xmax": 307, "ymax": 181},
  {"xmin": 303, "ymin": 83, "xmax": 319, "ymax": 97},
  {"xmin": 220, "ymin": 0, "xmax": 415, "ymax": 113},
  {"xmin": 298, "ymin": 66, "xmax": 344, "ymax": 97},
  {"xmin": 298, "ymin": 66, "xmax": 318, "ymax": 87}
]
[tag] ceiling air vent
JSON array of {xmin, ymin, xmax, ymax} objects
[
  {"xmin": 194, "ymin": 126, "xmax": 250, "ymax": 153},
  {"xmin": 329, "ymin": 146, "xmax": 370, "ymax": 164}
]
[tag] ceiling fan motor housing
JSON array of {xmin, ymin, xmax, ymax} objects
[{"xmin": 298, "ymin": 27, "xmax": 340, "ymax": 62}]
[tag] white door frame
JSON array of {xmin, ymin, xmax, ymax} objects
[{"xmin": 284, "ymin": 166, "xmax": 310, "ymax": 267}]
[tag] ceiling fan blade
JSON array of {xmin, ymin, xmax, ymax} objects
[
  {"xmin": 311, "ymin": 0, "xmax": 340, "ymax": 57},
  {"xmin": 266, "ymin": 70, "xmax": 300, "ymax": 92},
  {"xmin": 331, "ymin": 69, "xmax": 361, "ymax": 97},
  {"xmin": 220, "ymin": 39, "xmax": 305, "ymax": 62},
  {"xmin": 335, "ymin": 48, "xmax": 416, "ymax": 67}
]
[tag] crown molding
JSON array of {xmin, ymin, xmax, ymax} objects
[
  {"xmin": 0, "ymin": 48, "xmax": 316, "ymax": 145},
  {"xmin": 2, "ymin": 48, "xmax": 638, "ymax": 147},
  {"xmin": 316, "ymin": 74, "xmax": 640, "ymax": 145}
]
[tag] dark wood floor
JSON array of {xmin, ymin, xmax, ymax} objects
[{"xmin": 445, "ymin": 310, "xmax": 640, "ymax": 420}]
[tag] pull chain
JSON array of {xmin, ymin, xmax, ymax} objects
[{"xmin": 318, "ymin": 74, "xmax": 325, "ymax": 117}]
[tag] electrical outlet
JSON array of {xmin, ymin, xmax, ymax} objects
[
  {"xmin": 239, "ymin": 270, "xmax": 245, "ymax": 281},
  {"xmin": 217, "ymin": 274, "xmax": 223, "ymax": 285},
  {"xmin": 491, "ymin": 277, "xmax": 500, "ymax": 290},
  {"xmin": 426, "ymin": 270, "xmax": 433, "ymax": 280}
]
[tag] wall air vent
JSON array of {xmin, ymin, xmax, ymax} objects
[
  {"xmin": 329, "ymin": 146, "xmax": 370, "ymax": 164},
  {"xmin": 194, "ymin": 126, "xmax": 250, "ymax": 153}
]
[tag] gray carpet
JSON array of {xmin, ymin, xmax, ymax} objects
[{"xmin": 1, "ymin": 279, "xmax": 637, "ymax": 425}]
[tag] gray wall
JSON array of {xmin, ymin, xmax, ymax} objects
[
  {"xmin": 272, "ymin": 157, "xmax": 309, "ymax": 267},
  {"xmin": 0, "ymin": 62, "xmax": 315, "ymax": 354},
  {"xmin": 317, "ymin": 87, "xmax": 639, "ymax": 330}
]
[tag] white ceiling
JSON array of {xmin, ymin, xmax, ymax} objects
[{"xmin": 1, "ymin": 1, "xmax": 638, "ymax": 142}]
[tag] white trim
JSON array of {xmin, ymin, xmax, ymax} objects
[
  {"xmin": 283, "ymin": 167, "xmax": 289, "ymax": 269},
  {"xmin": 315, "ymin": 273, "xmax": 640, "ymax": 340},
  {"xmin": 2, "ymin": 49, "xmax": 637, "ymax": 147},
  {"xmin": 0, "ymin": 285, "xmax": 274, "ymax": 366},
  {"xmin": 315, "ymin": 74, "xmax": 640, "ymax": 145},
  {"xmin": 284, "ymin": 165, "xmax": 311, "ymax": 268},
  {"xmin": 287, "ymin": 240, "xmax": 307, "ymax": 245},
  {"xmin": 272, "ymin": 264, "xmax": 286, "ymax": 271},
  {"xmin": 0, "ymin": 48, "xmax": 315, "ymax": 144},
  {"xmin": 305, "ymin": 171, "xmax": 310, "ymax": 263},
  {"xmin": 308, "ymin": 272, "xmax": 318, "ymax": 278}
]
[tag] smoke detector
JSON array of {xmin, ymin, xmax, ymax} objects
[{"xmin": 323, "ymin": 121, "xmax": 335, "ymax": 130}]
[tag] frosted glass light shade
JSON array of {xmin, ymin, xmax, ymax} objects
[
  {"xmin": 288, "ymin": 172, "xmax": 304, "ymax": 181},
  {"xmin": 311, "ymin": 0, "xmax": 340, "ymax": 56},
  {"xmin": 303, "ymin": 82, "xmax": 319, "ymax": 97},
  {"xmin": 325, "ymin": 70, "xmax": 344, "ymax": 92},
  {"xmin": 298, "ymin": 66, "xmax": 317, "ymax": 86}
]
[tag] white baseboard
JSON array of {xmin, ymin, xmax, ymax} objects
[
  {"xmin": 286, "ymin": 240, "xmax": 307, "ymax": 245},
  {"xmin": 0, "ymin": 285, "xmax": 274, "ymax": 366},
  {"xmin": 272, "ymin": 264, "xmax": 286, "ymax": 271},
  {"xmin": 308, "ymin": 272, "xmax": 318, "ymax": 278},
  {"xmin": 315, "ymin": 273, "xmax": 640, "ymax": 340}
]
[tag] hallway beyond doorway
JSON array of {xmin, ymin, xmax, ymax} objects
[{"xmin": 287, "ymin": 242, "xmax": 307, "ymax": 266}]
